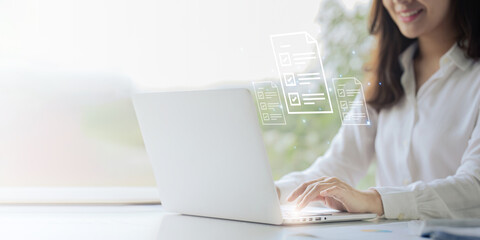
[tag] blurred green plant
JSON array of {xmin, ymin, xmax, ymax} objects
[{"xmin": 261, "ymin": 0, "xmax": 376, "ymax": 190}]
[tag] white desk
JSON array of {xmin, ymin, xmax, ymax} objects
[{"xmin": 0, "ymin": 205, "xmax": 424, "ymax": 240}]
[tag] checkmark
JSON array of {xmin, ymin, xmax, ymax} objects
[
  {"xmin": 262, "ymin": 113, "xmax": 270, "ymax": 121},
  {"xmin": 279, "ymin": 53, "xmax": 291, "ymax": 66},
  {"xmin": 340, "ymin": 100, "xmax": 348, "ymax": 109},
  {"xmin": 283, "ymin": 73, "xmax": 296, "ymax": 86},
  {"xmin": 260, "ymin": 102, "xmax": 267, "ymax": 110},
  {"xmin": 288, "ymin": 92, "xmax": 301, "ymax": 106},
  {"xmin": 257, "ymin": 92, "xmax": 264, "ymax": 99}
]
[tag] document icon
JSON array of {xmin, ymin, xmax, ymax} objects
[
  {"xmin": 252, "ymin": 81, "xmax": 287, "ymax": 125},
  {"xmin": 332, "ymin": 77, "xmax": 370, "ymax": 125},
  {"xmin": 271, "ymin": 32, "xmax": 333, "ymax": 114}
]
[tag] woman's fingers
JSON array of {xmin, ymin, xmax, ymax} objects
[
  {"xmin": 324, "ymin": 196, "xmax": 347, "ymax": 211},
  {"xmin": 320, "ymin": 186, "xmax": 344, "ymax": 198},
  {"xmin": 286, "ymin": 178, "xmax": 383, "ymax": 214},
  {"xmin": 288, "ymin": 177, "xmax": 346, "ymax": 210},
  {"xmin": 293, "ymin": 183, "xmax": 314, "ymax": 204},
  {"xmin": 287, "ymin": 178, "xmax": 325, "ymax": 202},
  {"xmin": 320, "ymin": 186, "xmax": 347, "ymax": 207},
  {"xmin": 295, "ymin": 182, "xmax": 334, "ymax": 210},
  {"xmin": 296, "ymin": 183, "xmax": 321, "ymax": 210},
  {"xmin": 287, "ymin": 177, "xmax": 337, "ymax": 202}
]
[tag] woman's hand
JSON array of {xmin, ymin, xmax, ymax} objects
[{"xmin": 287, "ymin": 177, "xmax": 384, "ymax": 216}]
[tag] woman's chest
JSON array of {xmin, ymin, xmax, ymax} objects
[{"xmin": 376, "ymin": 74, "xmax": 480, "ymax": 168}]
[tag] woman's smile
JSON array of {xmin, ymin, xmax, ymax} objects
[{"xmin": 397, "ymin": 8, "xmax": 424, "ymax": 23}]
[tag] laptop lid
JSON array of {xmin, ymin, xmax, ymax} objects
[{"xmin": 133, "ymin": 88, "xmax": 283, "ymax": 225}]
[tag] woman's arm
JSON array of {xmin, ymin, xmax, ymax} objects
[
  {"xmin": 374, "ymin": 152, "xmax": 480, "ymax": 219},
  {"xmin": 275, "ymin": 104, "xmax": 378, "ymax": 204},
  {"xmin": 373, "ymin": 165, "xmax": 480, "ymax": 219},
  {"xmin": 288, "ymin": 105, "xmax": 480, "ymax": 219},
  {"xmin": 372, "ymin": 105, "xmax": 480, "ymax": 219}
]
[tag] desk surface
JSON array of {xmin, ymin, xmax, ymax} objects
[{"xmin": 0, "ymin": 205, "xmax": 423, "ymax": 240}]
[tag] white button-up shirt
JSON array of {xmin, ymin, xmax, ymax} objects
[{"xmin": 276, "ymin": 42, "xmax": 480, "ymax": 220}]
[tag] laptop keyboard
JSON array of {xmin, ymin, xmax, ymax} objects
[{"xmin": 281, "ymin": 206, "xmax": 338, "ymax": 218}]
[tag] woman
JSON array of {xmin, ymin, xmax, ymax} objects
[{"xmin": 276, "ymin": 0, "xmax": 480, "ymax": 219}]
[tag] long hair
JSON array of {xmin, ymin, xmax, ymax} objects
[{"xmin": 366, "ymin": 0, "xmax": 480, "ymax": 110}]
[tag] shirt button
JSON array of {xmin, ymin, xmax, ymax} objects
[{"xmin": 403, "ymin": 179, "xmax": 410, "ymax": 185}]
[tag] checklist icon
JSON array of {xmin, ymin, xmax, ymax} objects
[
  {"xmin": 283, "ymin": 73, "xmax": 296, "ymax": 87},
  {"xmin": 271, "ymin": 32, "xmax": 334, "ymax": 114},
  {"xmin": 332, "ymin": 77, "xmax": 370, "ymax": 125},
  {"xmin": 252, "ymin": 81, "xmax": 287, "ymax": 125},
  {"xmin": 288, "ymin": 92, "xmax": 301, "ymax": 106},
  {"xmin": 278, "ymin": 53, "xmax": 291, "ymax": 66}
]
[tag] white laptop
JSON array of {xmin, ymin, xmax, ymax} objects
[{"xmin": 132, "ymin": 88, "xmax": 376, "ymax": 225}]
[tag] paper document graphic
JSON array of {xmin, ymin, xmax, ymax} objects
[
  {"xmin": 271, "ymin": 32, "xmax": 333, "ymax": 114},
  {"xmin": 252, "ymin": 81, "xmax": 287, "ymax": 125},
  {"xmin": 332, "ymin": 77, "xmax": 370, "ymax": 125}
]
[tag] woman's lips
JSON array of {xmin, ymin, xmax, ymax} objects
[{"xmin": 398, "ymin": 9, "xmax": 423, "ymax": 23}]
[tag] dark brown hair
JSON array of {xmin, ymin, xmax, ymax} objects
[{"xmin": 366, "ymin": 0, "xmax": 480, "ymax": 110}]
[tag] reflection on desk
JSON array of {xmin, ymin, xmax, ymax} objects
[
  {"xmin": 0, "ymin": 205, "xmax": 164, "ymax": 240},
  {"xmin": 0, "ymin": 205, "xmax": 423, "ymax": 240},
  {"xmin": 158, "ymin": 213, "xmax": 424, "ymax": 240},
  {"xmin": 158, "ymin": 214, "xmax": 283, "ymax": 240}
]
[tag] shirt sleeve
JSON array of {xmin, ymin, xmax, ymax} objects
[
  {"xmin": 275, "ymin": 104, "xmax": 378, "ymax": 204},
  {"xmin": 373, "ymin": 106, "xmax": 480, "ymax": 220}
]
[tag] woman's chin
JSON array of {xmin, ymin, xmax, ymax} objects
[{"xmin": 399, "ymin": 29, "xmax": 421, "ymax": 39}]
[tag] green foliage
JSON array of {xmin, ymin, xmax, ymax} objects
[
  {"xmin": 261, "ymin": 0, "xmax": 376, "ymax": 189},
  {"xmin": 317, "ymin": 0, "xmax": 373, "ymax": 80}
]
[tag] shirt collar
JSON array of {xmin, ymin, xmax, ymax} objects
[
  {"xmin": 440, "ymin": 43, "xmax": 473, "ymax": 71},
  {"xmin": 399, "ymin": 41, "xmax": 473, "ymax": 71},
  {"xmin": 399, "ymin": 43, "xmax": 417, "ymax": 98},
  {"xmin": 399, "ymin": 42, "xmax": 418, "ymax": 71}
]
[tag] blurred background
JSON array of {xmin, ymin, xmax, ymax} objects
[{"xmin": 0, "ymin": 0, "xmax": 374, "ymax": 193}]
